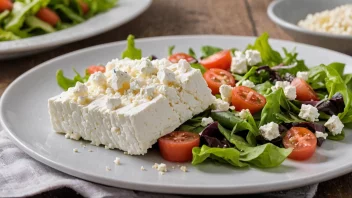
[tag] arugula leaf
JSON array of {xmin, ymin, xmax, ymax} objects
[
  {"xmin": 168, "ymin": 45, "xmax": 175, "ymax": 56},
  {"xmin": 192, "ymin": 145, "xmax": 248, "ymax": 168},
  {"xmin": 277, "ymin": 48, "xmax": 308, "ymax": 75},
  {"xmin": 56, "ymin": 69, "xmax": 90, "ymax": 90},
  {"xmin": 253, "ymin": 81, "xmax": 272, "ymax": 96},
  {"xmin": 177, "ymin": 109, "xmax": 210, "ymax": 133},
  {"xmin": 236, "ymin": 67, "xmax": 258, "ymax": 86},
  {"xmin": 85, "ymin": 0, "xmax": 118, "ymax": 17},
  {"xmin": 0, "ymin": 10, "xmax": 10, "ymax": 23},
  {"xmin": 190, "ymin": 63, "xmax": 206, "ymax": 74},
  {"xmin": 54, "ymin": 4, "xmax": 85, "ymax": 23},
  {"xmin": 25, "ymin": 16, "xmax": 55, "ymax": 33},
  {"xmin": 344, "ymin": 74, "xmax": 352, "ymax": 90},
  {"xmin": 259, "ymin": 88, "xmax": 286, "ymax": 126},
  {"xmin": 201, "ymin": 46, "xmax": 222, "ymax": 58},
  {"xmin": 188, "ymin": 48, "xmax": 196, "ymax": 58},
  {"xmin": 246, "ymin": 33, "xmax": 283, "ymax": 66},
  {"xmin": 275, "ymin": 112, "xmax": 304, "ymax": 123},
  {"xmin": 121, "ymin": 34, "xmax": 142, "ymax": 60},
  {"xmin": 327, "ymin": 131, "xmax": 345, "ymax": 141},
  {"xmin": 308, "ymin": 62, "xmax": 346, "ymax": 90},
  {"xmin": 0, "ymin": 29, "xmax": 20, "ymax": 41},
  {"xmin": 322, "ymin": 65, "xmax": 352, "ymax": 123}
]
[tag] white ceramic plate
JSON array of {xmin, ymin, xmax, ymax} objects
[
  {"xmin": 1, "ymin": 36, "xmax": 352, "ymax": 195},
  {"xmin": 0, "ymin": 0, "xmax": 151, "ymax": 60}
]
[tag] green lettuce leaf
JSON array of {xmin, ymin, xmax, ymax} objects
[
  {"xmin": 277, "ymin": 48, "xmax": 308, "ymax": 75},
  {"xmin": 121, "ymin": 34, "xmax": 142, "ymax": 60},
  {"xmin": 259, "ymin": 88, "xmax": 287, "ymax": 126},
  {"xmin": 25, "ymin": 16, "xmax": 55, "ymax": 33},
  {"xmin": 54, "ymin": 4, "xmax": 85, "ymax": 23},
  {"xmin": 56, "ymin": 69, "xmax": 90, "ymax": 90},
  {"xmin": 192, "ymin": 145, "xmax": 248, "ymax": 168},
  {"xmin": 188, "ymin": 48, "xmax": 196, "ymax": 58},
  {"xmin": 85, "ymin": 0, "xmax": 118, "ymax": 17},
  {"xmin": 246, "ymin": 33, "xmax": 283, "ymax": 66},
  {"xmin": 0, "ymin": 10, "xmax": 10, "ymax": 23},
  {"xmin": 253, "ymin": 81, "xmax": 272, "ymax": 96},
  {"xmin": 190, "ymin": 63, "xmax": 206, "ymax": 74},
  {"xmin": 201, "ymin": 46, "xmax": 223, "ymax": 58},
  {"xmin": 0, "ymin": 29, "xmax": 20, "ymax": 41},
  {"xmin": 308, "ymin": 62, "xmax": 345, "ymax": 90}
]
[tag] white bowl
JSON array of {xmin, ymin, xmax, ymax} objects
[{"xmin": 268, "ymin": 0, "xmax": 352, "ymax": 54}]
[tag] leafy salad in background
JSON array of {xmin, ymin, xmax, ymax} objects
[
  {"xmin": 0, "ymin": 0, "xmax": 118, "ymax": 41},
  {"xmin": 55, "ymin": 33, "xmax": 352, "ymax": 169}
]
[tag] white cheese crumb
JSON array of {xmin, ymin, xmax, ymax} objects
[
  {"xmin": 157, "ymin": 68, "xmax": 177, "ymax": 85},
  {"xmin": 245, "ymin": 50, "xmax": 262, "ymax": 66},
  {"xmin": 180, "ymin": 166, "xmax": 188, "ymax": 172},
  {"xmin": 70, "ymin": 82, "xmax": 88, "ymax": 98},
  {"xmin": 159, "ymin": 172, "xmax": 165, "ymax": 175},
  {"xmin": 73, "ymin": 148, "xmax": 78, "ymax": 153},
  {"xmin": 114, "ymin": 157, "xmax": 120, "ymax": 165},
  {"xmin": 201, "ymin": 117, "xmax": 214, "ymax": 127},
  {"xmin": 212, "ymin": 98, "xmax": 230, "ymax": 111},
  {"xmin": 298, "ymin": 104, "xmax": 320, "ymax": 122},
  {"xmin": 324, "ymin": 115, "xmax": 344, "ymax": 135},
  {"xmin": 219, "ymin": 84, "xmax": 233, "ymax": 102},
  {"xmin": 123, "ymin": 151, "xmax": 128, "ymax": 155},
  {"xmin": 231, "ymin": 56, "xmax": 247, "ymax": 74},
  {"xmin": 315, "ymin": 131, "xmax": 328, "ymax": 139},
  {"xmin": 88, "ymin": 149, "xmax": 93, "ymax": 152},
  {"xmin": 239, "ymin": 109, "xmax": 251, "ymax": 119},
  {"xmin": 152, "ymin": 163, "xmax": 159, "ymax": 169},
  {"xmin": 89, "ymin": 71, "xmax": 107, "ymax": 86},
  {"xmin": 172, "ymin": 166, "xmax": 175, "ymax": 169},
  {"xmin": 259, "ymin": 122, "xmax": 280, "ymax": 141},
  {"xmin": 137, "ymin": 58, "xmax": 157, "ymax": 76},
  {"xmin": 241, "ymin": 80, "xmax": 255, "ymax": 88},
  {"xmin": 284, "ymin": 85, "xmax": 297, "ymax": 100},
  {"xmin": 229, "ymin": 106, "xmax": 236, "ymax": 110},
  {"xmin": 141, "ymin": 166, "xmax": 146, "ymax": 171},
  {"xmin": 157, "ymin": 163, "xmax": 167, "ymax": 172},
  {"xmin": 106, "ymin": 166, "xmax": 111, "ymax": 171},
  {"xmin": 109, "ymin": 70, "xmax": 131, "ymax": 92},
  {"xmin": 296, "ymin": 71, "xmax": 309, "ymax": 81},
  {"xmin": 65, "ymin": 134, "xmax": 70, "ymax": 139},
  {"xmin": 177, "ymin": 59, "xmax": 191, "ymax": 73},
  {"xmin": 106, "ymin": 97, "xmax": 121, "ymax": 110}
]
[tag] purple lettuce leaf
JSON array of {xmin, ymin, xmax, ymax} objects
[
  {"xmin": 200, "ymin": 122, "xmax": 232, "ymax": 148},
  {"xmin": 301, "ymin": 92, "xmax": 345, "ymax": 116}
]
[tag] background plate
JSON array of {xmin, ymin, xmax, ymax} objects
[
  {"xmin": 1, "ymin": 35, "xmax": 352, "ymax": 195},
  {"xmin": 0, "ymin": 0, "xmax": 151, "ymax": 60}
]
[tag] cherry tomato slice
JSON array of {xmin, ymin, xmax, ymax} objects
[
  {"xmin": 36, "ymin": 7, "xmax": 60, "ymax": 26},
  {"xmin": 78, "ymin": 0, "xmax": 89, "ymax": 14},
  {"xmin": 87, "ymin": 65, "xmax": 106, "ymax": 74},
  {"xmin": 200, "ymin": 50, "xmax": 232, "ymax": 70},
  {"xmin": 203, "ymin": 68, "xmax": 235, "ymax": 94},
  {"xmin": 291, "ymin": 78, "xmax": 319, "ymax": 101},
  {"xmin": 231, "ymin": 86, "xmax": 266, "ymax": 114},
  {"xmin": 283, "ymin": 127, "xmax": 317, "ymax": 161},
  {"xmin": 168, "ymin": 53, "xmax": 196, "ymax": 63},
  {"xmin": 0, "ymin": 0, "xmax": 13, "ymax": 12},
  {"xmin": 158, "ymin": 131, "xmax": 200, "ymax": 162}
]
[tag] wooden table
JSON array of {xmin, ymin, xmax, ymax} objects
[{"xmin": 0, "ymin": 0, "xmax": 350, "ymax": 197}]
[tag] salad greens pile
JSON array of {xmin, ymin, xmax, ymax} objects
[
  {"xmin": 0, "ymin": 0, "xmax": 118, "ymax": 41},
  {"xmin": 56, "ymin": 33, "xmax": 352, "ymax": 168}
]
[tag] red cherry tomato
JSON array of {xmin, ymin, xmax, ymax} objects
[
  {"xmin": 168, "ymin": 53, "xmax": 196, "ymax": 63},
  {"xmin": 283, "ymin": 127, "xmax": 317, "ymax": 161},
  {"xmin": 158, "ymin": 131, "xmax": 200, "ymax": 162},
  {"xmin": 203, "ymin": 68, "xmax": 235, "ymax": 94},
  {"xmin": 87, "ymin": 65, "xmax": 106, "ymax": 74},
  {"xmin": 0, "ymin": 0, "xmax": 13, "ymax": 12},
  {"xmin": 200, "ymin": 50, "xmax": 232, "ymax": 70},
  {"xmin": 231, "ymin": 86, "xmax": 266, "ymax": 114},
  {"xmin": 291, "ymin": 78, "xmax": 319, "ymax": 101},
  {"xmin": 36, "ymin": 7, "xmax": 60, "ymax": 26},
  {"xmin": 78, "ymin": 0, "xmax": 89, "ymax": 14}
]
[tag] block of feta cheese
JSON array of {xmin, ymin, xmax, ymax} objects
[{"xmin": 48, "ymin": 58, "xmax": 214, "ymax": 155}]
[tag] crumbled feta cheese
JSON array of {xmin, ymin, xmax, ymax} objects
[
  {"xmin": 157, "ymin": 163, "xmax": 167, "ymax": 172},
  {"xmin": 88, "ymin": 149, "xmax": 93, "ymax": 152},
  {"xmin": 239, "ymin": 109, "xmax": 251, "ymax": 119},
  {"xmin": 284, "ymin": 85, "xmax": 297, "ymax": 100},
  {"xmin": 212, "ymin": 98, "xmax": 230, "ymax": 111},
  {"xmin": 259, "ymin": 122, "xmax": 280, "ymax": 141},
  {"xmin": 140, "ymin": 86, "xmax": 155, "ymax": 100},
  {"xmin": 157, "ymin": 68, "xmax": 177, "ymax": 85},
  {"xmin": 241, "ymin": 80, "xmax": 255, "ymax": 88},
  {"xmin": 219, "ymin": 84, "xmax": 233, "ymax": 102},
  {"xmin": 159, "ymin": 172, "xmax": 165, "ymax": 175},
  {"xmin": 70, "ymin": 82, "xmax": 88, "ymax": 98},
  {"xmin": 229, "ymin": 106, "xmax": 236, "ymax": 110},
  {"xmin": 271, "ymin": 81, "xmax": 296, "ymax": 100},
  {"xmin": 231, "ymin": 57, "xmax": 247, "ymax": 74},
  {"xmin": 315, "ymin": 131, "xmax": 328, "ymax": 139},
  {"xmin": 152, "ymin": 163, "xmax": 159, "ymax": 169},
  {"xmin": 123, "ymin": 151, "xmax": 128, "ymax": 155},
  {"xmin": 77, "ymin": 96, "xmax": 89, "ymax": 105},
  {"xmin": 177, "ymin": 59, "xmax": 191, "ymax": 73},
  {"xmin": 106, "ymin": 97, "xmax": 121, "ymax": 110},
  {"xmin": 73, "ymin": 148, "xmax": 78, "ymax": 153},
  {"xmin": 114, "ymin": 157, "xmax": 120, "ymax": 165},
  {"xmin": 180, "ymin": 166, "xmax": 187, "ymax": 172},
  {"xmin": 324, "ymin": 115, "xmax": 344, "ymax": 135},
  {"xmin": 299, "ymin": 104, "xmax": 320, "ymax": 122},
  {"xmin": 89, "ymin": 71, "xmax": 107, "ymax": 86},
  {"xmin": 201, "ymin": 117, "xmax": 214, "ymax": 127},
  {"xmin": 106, "ymin": 166, "xmax": 111, "ymax": 171},
  {"xmin": 109, "ymin": 70, "xmax": 131, "ymax": 92},
  {"xmin": 137, "ymin": 58, "xmax": 157, "ymax": 76},
  {"xmin": 141, "ymin": 166, "xmax": 146, "ymax": 171},
  {"xmin": 296, "ymin": 71, "xmax": 309, "ymax": 81},
  {"xmin": 245, "ymin": 50, "xmax": 262, "ymax": 66},
  {"xmin": 65, "ymin": 134, "xmax": 70, "ymax": 139}
]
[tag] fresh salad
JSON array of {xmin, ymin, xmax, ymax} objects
[
  {"xmin": 0, "ymin": 0, "xmax": 118, "ymax": 41},
  {"xmin": 56, "ymin": 33, "xmax": 352, "ymax": 168}
]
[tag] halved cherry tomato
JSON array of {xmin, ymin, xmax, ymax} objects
[
  {"xmin": 168, "ymin": 53, "xmax": 196, "ymax": 63},
  {"xmin": 87, "ymin": 65, "xmax": 106, "ymax": 74},
  {"xmin": 78, "ymin": 0, "xmax": 89, "ymax": 14},
  {"xmin": 200, "ymin": 50, "xmax": 232, "ymax": 70},
  {"xmin": 291, "ymin": 78, "xmax": 319, "ymax": 101},
  {"xmin": 203, "ymin": 68, "xmax": 235, "ymax": 94},
  {"xmin": 0, "ymin": 0, "xmax": 13, "ymax": 12},
  {"xmin": 36, "ymin": 7, "xmax": 60, "ymax": 26},
  {"xmin": 158, "ymin": 131, "xmax": 200, "ymax": 162},
  {"xmin": 231, "ymin": 86, "xmax": 266, "ymax": 114},
  {"xmin": 283, "ymin": 127, "xmax": 317, "ymax": 161}
]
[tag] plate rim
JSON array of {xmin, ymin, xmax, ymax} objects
[
  {"xmin": 0, "ymin": 0, "xmax": 152, "ymax": 54},
  {"xmin": 2, "ymin": 35, "xmax": 352, "ymax": 195}
]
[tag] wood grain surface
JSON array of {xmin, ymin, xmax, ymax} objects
[{"xmin": 1, "ymin": 0, "xmax": 351, "ymax": 197}]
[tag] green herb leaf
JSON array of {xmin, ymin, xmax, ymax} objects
[
  {"xmin": 56, "ymin": 69, "xmax": 90, "ymax": 90},
  {"xmin": 168, "ymin": 45, "xmax": 175, "ymax": 56},
  {"xmin": 121, "ymin": 34, "xmax": 142, "ymax": 60},
  {"xmin": 201, "ymin": 46, "xmax": 222, "ymax": 58}
]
